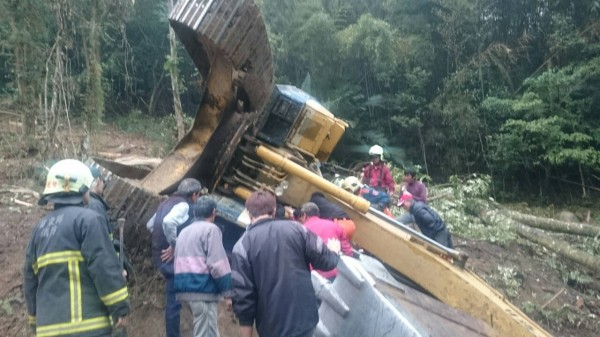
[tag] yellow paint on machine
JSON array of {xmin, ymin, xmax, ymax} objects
[
  {"xmin": 256, "ymin": 145, "xmax": 370, "ymax": 212},
  {"xmin": 255, "ymin": 144, "xmax": 553, "ymax": 337},
  {"xmin": 288, "ymin": 100, "xmax": 336, "ymax": 156},
  {"xmin": 317, "ymin": 118, "xmax": 348, "ymax": 161},
  {"xmin": 141, "ymin": 56, "xmax": 234, "ymax": 194}
]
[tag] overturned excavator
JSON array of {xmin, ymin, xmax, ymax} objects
[{"xmin": 95, "ymin": 1, "xmax": 553, "ymax": 336}]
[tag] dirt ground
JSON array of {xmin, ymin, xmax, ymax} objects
[{"xmin": 1, "ymin": 124, "xmax": 599, "ymax": 337}]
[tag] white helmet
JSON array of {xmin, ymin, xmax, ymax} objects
[
  {"xmin": 342, "ymin": 176, "xmax": 362, "ymax": 194},
  {"xmin": 39, "ymin": 159, "xmax": 94, "ymax": 205},
  {"xmin": 368, "ymin": 145, "xmax": 383, "ymax": 156}
]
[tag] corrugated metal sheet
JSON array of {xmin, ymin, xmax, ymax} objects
[
  {"xmin": 313, "ymin": 257, "xmax": 423, "ymax": 337},
  {"xmin": 313, "ymin": 256, "xmax": 501, "ymax": 337}
]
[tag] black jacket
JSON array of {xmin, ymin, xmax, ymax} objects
[
  {"xmin": 309, "ymin": 192, "xmax": 349, "ymax": 220},
  {"xmin": 409, "ymin": 201, "xmax": 446, "ymax": 239},
  {"xmin": 231, "ymin": 218, "xmax": 339, "ymax": 337},
  {"xmin": 87, "ymin": 192, "xmax": 113, "ymax": 234},
  {"xmin": 24, "ymin": 205, "xmax": 129, "ymax": 337},
  {"xmin": 151, "ymin": 195, "xmax": 191, "ymax": 269}
]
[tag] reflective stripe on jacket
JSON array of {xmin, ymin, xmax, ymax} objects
[{"xmin": 23, "ymin": 205, "xmax": 129, "ymax": 337}]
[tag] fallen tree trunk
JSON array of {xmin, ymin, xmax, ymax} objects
[
  {"xmin": 503, "ymin": 210, "xmax": 600, "ymax": 237},
  {"xmin": 513, "ymin": 225, "xmax": 600, "ymax": 274},
  {"xmin": 469, "ymin": 202, "xmax": 600, "ymax": 274}
]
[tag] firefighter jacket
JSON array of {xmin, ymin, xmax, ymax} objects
[{"xmin": 23, "ymin": 204, "xmax": 130, "ymax": 337}]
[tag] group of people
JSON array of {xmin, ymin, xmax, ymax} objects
[
  {"xmin": 143, "ymin": 180, "xmax": 352, "ymax": 335},
  {"xmin": 23, "ymin": 159, "xmax": 349, "ymax": 337},
  {"xmin": 342, "ymin": 144, "xmax": 454, "ymax": 249},
  {"xmin": 147, "ymin": 178, "xmax": 355, "ymax": 337},
  {"xmin": 23, "ymin": 147, "xmax": 453, "ymax": 337}
]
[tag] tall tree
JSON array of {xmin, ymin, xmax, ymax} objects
[
  {"xmin": 0, "ymin": 0, "xmax": 50, "ymax": 136},
  {"xmin": 166, "ymin": 0, "xmax": 185, "ymax": 140}
]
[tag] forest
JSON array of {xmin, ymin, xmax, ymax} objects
[{"xmin": 1, "ymin": 0, "xmax": 599, "ymax": 201}]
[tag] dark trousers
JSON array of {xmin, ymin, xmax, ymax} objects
[
  {"xmin": 160, "ymin": 263, "xmax": 181, "ymax": 337},
  {"xmin": 433, "ymin": 228, "xmax": 454, "ymax": 249}
]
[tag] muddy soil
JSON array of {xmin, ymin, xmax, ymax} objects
[{"xmin": 1, "ymin": 124, "xmax": 598, "ymax": 337}]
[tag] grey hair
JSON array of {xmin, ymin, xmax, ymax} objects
[
  {"xmin": 175, "ymin": 178, "xmax": 202, "ymax": 197},
  {"xmin": 300, "ymin": 202, "xmax": 320, "ymax": 217},
  {"xmin": 192, "ymin": 196, "xmax": 217, "ymax": 219}
]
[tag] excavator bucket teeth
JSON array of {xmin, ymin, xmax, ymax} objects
[{"xmin": 141, "ymin": 0, "xmax": 273, "ymax": 194}]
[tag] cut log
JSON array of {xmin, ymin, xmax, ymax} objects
[
  {"xmin": 112, "ymin": 155, "xmax": 161, "ymax": 168},
  {"xmin": 0, "ymin": 188, "xmax": 40, "ymax": 199},
  {"xmin": 503, "ymin": 210, "xmax": 600, "ymax": 237},
  {"xmin": 428, "ymin": 192, "xmax": 452, "ymax": 202},
  {"xmin": 96, "ymin": 151, "xmax": 123, "ymax": 159},
  {"xmin": 470, "ymin": 202, "xmax": 600, "ymax": 274},
  {"xmin": 13, "ymin": 199, "xmax": 34, "ymax": 207},
  {"xmin": 514, "ymin": 225, "xmax": 600, "ymax": 274}
]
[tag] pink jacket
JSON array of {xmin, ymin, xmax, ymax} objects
[{"xmin": 303, "ymin": 216, "xmax": 353, "ymax": 279}]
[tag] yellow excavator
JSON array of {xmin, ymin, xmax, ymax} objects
[{"xmin": 95, "ymin": 1, "xmax": 553, "ymax": 336}]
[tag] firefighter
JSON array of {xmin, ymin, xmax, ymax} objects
[
  {"xmin": 86, "ymin": 165, "xmax": 133, "ymax": 280},
  {"xmin": 362, "ymin": 145, "xmax": 395, "ymax": 194},
  {"xmin": 24, "ymin": 159, "xmax": 129, "ymax": 337}
]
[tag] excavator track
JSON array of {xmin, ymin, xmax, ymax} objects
[{"xmin": 140, "ymin": 0, "xmax": 273, "ymax": 195}]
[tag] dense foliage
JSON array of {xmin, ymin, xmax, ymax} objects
[{"xmin": 1, "ymin": 0, "xmax": 599, "ymax": 200}]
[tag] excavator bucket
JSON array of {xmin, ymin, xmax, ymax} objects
[{"xmin": 140, "ymin": 0, "xmax": 274, "ymax": 195}]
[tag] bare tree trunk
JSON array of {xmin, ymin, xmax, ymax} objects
[
  {"xmin": 503, "ymin": 210, "xmax": 600, "ymax": 237},
  {"xmin": 44, "ymin": 0, "xmax": 76, "ymax": 158},
  {"xmin": 167, "ymin": 0, "xmax": 185, "ymax": 141},
  {"xmin": 513, "ymin": 225, "xmax": 600, "ymax": 274},
  {"xmin": 418, "ymin": 125, "xmax": 429, "ymax": 177},
  {"xmin": 579, "ymin": 164, "xmax": 587, "ymax": 198},
  {"xmin": 83, "ymin": 1, "xmax": 104, "ymax": 138},
  {"xmin": 14, "ymin": 44, "xmax": 36, "ymax": 136},
  {"xmin": 470, "ymin": 202, "xmax": 600, "ymax": 274},
  {"xmin": 47, "ymin": 41, "xmax": 62, "ymax": 156},
  {"xmin": 147, "ymin": 65, "xmax": 165, "ymax": 115}
]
